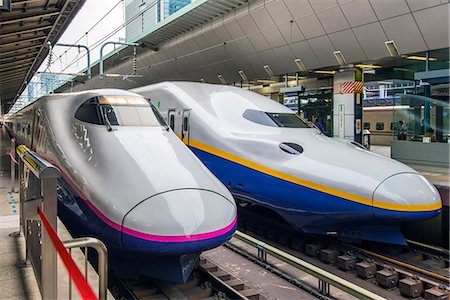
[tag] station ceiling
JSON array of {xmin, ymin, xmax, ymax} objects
[
  {"xmin": 58, "ymin": 0, "xmax": 449, "ymax": 94},
  {"xmin": 0, "ymin": 0, "xmax": 85, "ymax": 114}
]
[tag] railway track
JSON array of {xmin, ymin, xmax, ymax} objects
[
  {"xmin": 110, "ymin": 257, "xmax": 262, "ymax": 300},
  {"xmin": 236, "ymin": 206, "xmax": 449, "ymax": 299}
]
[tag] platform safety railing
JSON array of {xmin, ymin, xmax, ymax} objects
[
  {"xmin": 16, "ymin": 145, "xmax": 108, "ymax": 300},
  {"xmin": 233, "ymin": 230, "xmax": 386, "ymax": 300}
]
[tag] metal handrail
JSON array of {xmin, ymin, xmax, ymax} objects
[
  {"xmin": 64, "ymin": 237, "xmax": 108, "ymax": 300},
  {"xmin": 233, "ymin": 231, "xmax": 386, "ymax": 300},
  {"xmin": 16, "ymin": 145, "xmax": 61, "ymax": 179}
]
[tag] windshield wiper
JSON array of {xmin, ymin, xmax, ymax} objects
[{"xmin": 101, "ymin": 107, "xmax": 114, "ymax": 132}]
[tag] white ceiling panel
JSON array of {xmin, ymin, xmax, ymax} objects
[
  {"xmin": 328, "ymin": 29, "xmax": 367, "ymax": 62},
  {"xmin": 250, "ymin": 0, "xmax": 265, "ymax": 11},
  {"xmin": 250, "ymin": 6, "xmax": 275, "ymax": 30},
  {"xmin": 224, "ymin": 41, "xmax": 244, "ymax": 57},
  {"xmin": 353, "ymin": 22, "xmax": 389, "ymax": 59},
  {"xmin": 262, "ymin": 27, "xmax": 287, "ymax": 48},
  {"xmin": 272, "ymin": 45, "xmax": 297, "ymax": 72},
  {"xmin": 289, "ymin": 40, "xmax": 320, "ymax": 69},
  {"xmin": 309, "ymin": 0, "xmax": 339, "ymax": 13},
  {"xmin": 381, "ymin": 13, "xmax": 428, "ymax": 53},
  {"xmin": 245, "ymin": 53, "xmax": 267, "ymax": 78},
  {"xmin": 340, "ymin": 0, "xmax": 378, "ymax": 27},
  {"xmin": 316, "ymin": 6, "xmax": 350, "ymax": 33},
  {"xmin": 248, "ymin": 32, "xmax": 271, "ymax": 51},
  {"xmin": 236, "ymin": 15, "xmax": 260, "ymax": 35},
  {"xmin": 224, "ymin": 20, "xmax": 246, "ymax": 39},
  {"xmin": 369, "ymin": 0, "xmax": 410, "ymax": 20},
  {"xmin": 297, "ymin": 15, "xmax": 326, "ymax": 39},
  {"xmin": 213, "ymin": 26, "xmax": 233, "ymax": 42},
  {"xmin": 257, "ymin": 49, "xmax": 284, "ymax": 75},
  {"xmin": 282, "ymin": 0, "xmax": 314, "ymax": 20},
  {"xmin": 413, "ymin": 4, "xmax": 450, "ymax": 50},
  {"xmin": 235, "ymin": 2, "xmax": 250, "ymax": 18},
  {"xmin": 406, "ymin": 0, "xmax": 441, "ymax": 11},
  {"xmin": 234, "ymin": 37, "xmax": 256, "ymax": 55},
  {"xmin": 265, "ymin": 0, "xmax": 292, "ymax": 26},
  {"xmin": 278, "ymin": 21, "xmax": 305, "ymax": 43},
  {"xmin": 308, "ymin": 35, "xmax": 338, "ymax": 67}
]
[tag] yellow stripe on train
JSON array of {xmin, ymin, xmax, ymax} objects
[{"xmin": 179, "ymin": 136, "xmax": 441, "ymax": 212}]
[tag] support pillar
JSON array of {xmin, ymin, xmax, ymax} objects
[{"xmin": 333, "ymin": 68, "xmax": 364, "ymax": 143}]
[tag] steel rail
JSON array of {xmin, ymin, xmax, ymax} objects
[{"xmin": 234, "ymin": 230, "xmax": 386, "ymax": 300}]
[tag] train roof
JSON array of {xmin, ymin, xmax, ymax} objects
[
  {"xmin": 139, "ymin": 81, "xmax": 294, "ymax": 115},
  {"xmin": 10, "ymin": 88, "xmax": 143, "ymax": 116}
]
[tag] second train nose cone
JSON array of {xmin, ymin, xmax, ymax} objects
[{"xmin": 372, "ymin": 173, "xmax": 442, "ymax": 221}]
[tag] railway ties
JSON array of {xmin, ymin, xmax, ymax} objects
[
  {"xmin": 110, "ymin": 257, "xmax": 261, "ymax": 300},
  {"xmin": 236, "ymin": 209, "xmax": 450, "ymax": 300}
]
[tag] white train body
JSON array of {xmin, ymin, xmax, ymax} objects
[{"xmin": 133, "ymin": 82, "xmax": 441, "ymax": 244}]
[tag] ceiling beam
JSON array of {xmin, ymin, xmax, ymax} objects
[
  {"xmin": 0, "ymin": 10, "xmax": 60, "ymax": 26},
  {"xmin": 0, "ymin": 44, "xmax": 41, "ymax": 56},
  {"xmin": 0, "ymin": 24, "xmax": 53, "ymax": 39},
  {"xmin": 0, "ymin": 51, "xmax": 40, "ymax": 62},
  {"xmin": 0, "ymin": 35, "xmax": 46, "ymax": 48},
  {"xmin": 0, "ymin": 64, "xmax": 33, "ymax": 73},
  {"xmin": 0, "ymin": 57, "xmax": 35, "ymax": 68}
]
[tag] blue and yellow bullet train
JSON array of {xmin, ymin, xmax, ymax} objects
[
  {"xmin": 134, "ymin": 82, "xmax": 442, "ymax": 245},
  {"xmin": 6, "ymin": 89, "xmax": 237, "ymax": 282}
]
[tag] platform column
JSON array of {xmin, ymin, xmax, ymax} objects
[{"xmin": 333, "ymin": 68, "xmax": 364, "ymax": 143}]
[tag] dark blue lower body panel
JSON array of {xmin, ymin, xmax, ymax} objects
[
  {"xmin": 56, "ymin": 179, "xmax": 235, "ymax": 282},
  {"xmin": 190, "ymin": 147, "xmax": 439, "ymax": 245}
]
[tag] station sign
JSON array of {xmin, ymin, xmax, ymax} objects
[{"xmin": 0, "ymin": 0, "xmax": 11, "ymax": 12}]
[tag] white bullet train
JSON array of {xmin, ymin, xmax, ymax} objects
[
  {"xmin": 5, "ymin": 89, "xmax": 237, "ymax": 282},
  {"xmin": 133, "ymin": 82, "xmax": 442, "ymax": 245}
]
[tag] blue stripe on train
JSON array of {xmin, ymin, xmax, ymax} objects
[{"xmin": 189, "ymin": 147, "xmax": 440, "ymax": 226}]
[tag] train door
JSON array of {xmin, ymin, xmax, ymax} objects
[
  {"xmin": 167, "ymin": 109, "xmax": 176, "ymax": 131},
  {"xmin": 181, "ymin": 109, "xmax": 191, "ymax": 145}
]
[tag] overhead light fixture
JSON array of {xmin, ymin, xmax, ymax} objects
[
  {"xmin": 256, "ymin": 79, "xmax": 278, "ymax": 83},
  {"xmin": 263, "ymin": 65, "xmax": 274, "ymax": 76},
  {"xmin": 393, "ymin": 67, "xmax": 412, "ymax": 72},
  {"xmin": 294, "ymin": 58, "xmax": 307, "ymax": 72},
  {"xmin": 355, "ymin": 64, "xmax": 382, "ymax": 69},
  {"xmin": 314, "ymin": 70, "xmax": 336, "ymax": 75},
  {"xmin": 238, "ymin": 70, "xmax": 248, "ymax": 81},
  {"xmin": 217, "ymin": 74, "xmax": 227, "ymax": 84},
  {"xmin": 333, "ymin": 51, "xmax": 347, "ymax": 66},
  {"xmin": 385, "ymin": 40, "xmax": 400, "ymax": 57},
  {"xmin": 377, "ymin": 81, "xmax": 394, "ymax": 85},
  {"xmin": 406, "ymin": 55, "xmax": 438, "ymax": 61}
]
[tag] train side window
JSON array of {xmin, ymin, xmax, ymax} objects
[
  {"xmin": 27, "ymin": 124, "xmax": 31, "ymax": 135},
  {"xmin": 169, "ymin": 115, "xmax": 175, "ymax": 130},
  {"xmin": 75, "ymin": 97, "xmax": 102, "ymax": 125},
  {"xmin": 363, "ymin": 122, "xmax": 370, "ymax": 130},
  {"xmin": 376, "ymin": 122, "xmax": 384, "ymax": 130},
  {"xmin": 183, "ymin": 116, "xmax": 188, "ymax": 132}
]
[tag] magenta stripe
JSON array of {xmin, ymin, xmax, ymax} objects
[
  {"xmin": 39, "ymin": 152, "xmax": 236, "ymax": 242},
  {"xmin": 122, "ymin": 216, "xmax": 237, "ymax": 242}
]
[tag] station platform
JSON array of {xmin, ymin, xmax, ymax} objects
[{"xmin": 0, "ymin": 128, "xmax": 110, "ymax": 299}]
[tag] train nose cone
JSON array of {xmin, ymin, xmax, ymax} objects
[
  {"xmin": 121, "ymin": 189, "xmax": 236, "ymax": 253},
  {"xmin": 372, "ymin": 173, "xmax": 441, "ymax": 221}
]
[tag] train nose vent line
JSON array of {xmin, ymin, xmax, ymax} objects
[{"xmin": 13, "ymin": 145, "xmax": 108, "ymax": 300}]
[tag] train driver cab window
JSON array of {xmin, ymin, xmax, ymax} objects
[
  {"xmin": 376, "ymin": 122, "xmax": 384, "ymax": 130},
  {"xmin": 243, "ymin": 109, "xmax": 309, "ymax": 128},
  {"xmin": 75, "ymin": 96, "xmax": 162, "ymax": 127},
  {"xmin": 363, "ymin": 122, "xmax": 370, "ymax": 130}
]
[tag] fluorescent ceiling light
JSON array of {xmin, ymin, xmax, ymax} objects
[
  {"xmin": 406, "ymin": 55, "xmax": 437, "ymax": 61},
  {"xmin": 217, "ymin": 74, "xmax": 227, "ymax": 84},
  {"xmin": 238, "ymin": 70, "xmax": 248, "ymax": 81},
  {"xmin": 256, "ymin": 79, "xmax": 278, "ymax": 83},
  {"xmin": 314, "ymin": 70, "xmax": 336, "ymax": 75},
  {"xmin": 333, "ymin": 51, "xmax": 347, "ymax": 65},
  {"xmin": 377, "ymin": 81, "xmax": 394, "ymax": 85},
  {"xmin": 355, "ymin": 64, "xmax": 382, "ymax": 69},
  {"xmin": 263, "ymin": 65, "xmax": 274, "ymax": 76},
  {"xmin": 385, "ymin": 40, "xmax": 400, "ymax": 57},
  {"xmin": 294, "ymin": 58, "xmax": 307, "ymax": 72}
]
